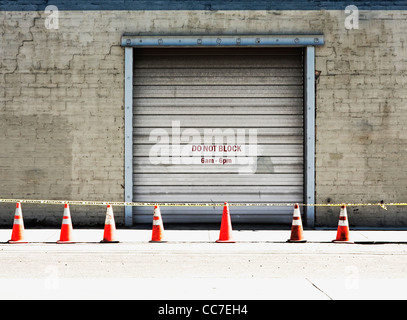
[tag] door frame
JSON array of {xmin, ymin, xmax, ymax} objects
[{"xmin": 121, "ymin": 34, "xmax": 324, "ymax": 227}]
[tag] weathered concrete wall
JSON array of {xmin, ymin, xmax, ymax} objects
[
  {"xmin": 314, "ymin": 11, "xmax": 407, "ymax": 227},
  {"xmin": 1, "ymin": 11, "xmax": 126, "ymax": 226},
  {"xmin": 1, "ymin": 10, "xmax": 407, "ymax": 227}
]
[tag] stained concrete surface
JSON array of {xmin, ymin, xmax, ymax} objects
[{"xmin": 0, "ymin": 229, "xmax": 406, "ymax": 300}]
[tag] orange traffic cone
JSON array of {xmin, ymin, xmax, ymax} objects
[
  {"xmin": 216, "ymin": 202, "xmax": 235, "ymax": 243},
  {"xmin": 8, "ymin": 202, "xmax": 28, "ymax": 244},
  {"xmin": 287, "ymin": 203, "xmax": 307, "ymax": 243},
  {"xmin": 57, "ymin": 203, "xmax": 74, "ymax": 244},
  {"xmin": 101, "ymin": 205, "xmax": 119, "ymax": 243},
  {"xmin": 150, "ymin": 205, "xmax": 166, "ymax": 243},
  {"xmin": 332, "ymin": 205, "xmax": 353, "ymax": 243}
]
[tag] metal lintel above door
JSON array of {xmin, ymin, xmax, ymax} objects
[{"xmin": 121, "ymin": 34, "xmax": 324, "ymax": 47}]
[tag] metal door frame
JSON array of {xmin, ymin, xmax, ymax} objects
[{"xmin": 121, "ymin": 35, "xmax": 324, "ymax": 227}]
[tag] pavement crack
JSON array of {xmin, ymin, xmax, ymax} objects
[{"xmin": 305, "ymin": 278, "xmax": 333, "ymax": 300}]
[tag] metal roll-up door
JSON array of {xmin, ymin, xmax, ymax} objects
[{"xmin": 133, "ymin": 47, "xmax": 304, "ymax": 223}]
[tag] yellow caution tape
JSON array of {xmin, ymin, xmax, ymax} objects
[{"xmin": 0, "ymin": 198, "xmax": 406, "ymax": 210}]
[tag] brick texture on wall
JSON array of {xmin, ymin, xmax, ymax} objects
[
  {"xmin": 1, "ymin": 10, "xmax": 406, "ymax": 227},
  {"xmin": 314, "ymin": 11, "xmax": 407, "ymax": 227}
]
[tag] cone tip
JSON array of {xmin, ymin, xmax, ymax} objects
[
  {"xmin": 107, "ymin": 204, "xmax": 111, "ymax": 208},
  {"xmin": 64, "ymin": 203, "xmax": 69, "ymax": 208},
  {"xmin": 16, "ymin": 202, "xmax": 20, "ymax": 208},
  {"xmin": 294, "ymin": 203, "xmax": 299, "ymax": 209},
  {"xmin": 341, "ymin": 205, "xmax": 346, "ymax": 209}
]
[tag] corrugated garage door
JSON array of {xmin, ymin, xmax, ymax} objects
[{"xmin": 132, "ymin": 47, "xmax": 304, "ymax": 223}]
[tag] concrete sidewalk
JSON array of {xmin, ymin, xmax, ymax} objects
[
  {"xmin": 1, "ymin": 228, "xmax": 407, "ymax": 243},
  {"xmin": 0, "ymin": 229, "xmax": 407, "ymax": 300}
]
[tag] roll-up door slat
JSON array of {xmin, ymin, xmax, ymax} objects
[
  {"xmin": 134, "ymin": 85, "xmax": 303, "ymax": 98},
  {"xmin": 134, "ymin": 55, "xmax": 302, "ymax": 68},
  {"xmin": 133, "ymin": 173, "xmax": 303, "ymax": 186},
  {"xmin": 133, "ymin": 115, "xmax": 303, "ymax": 128}
]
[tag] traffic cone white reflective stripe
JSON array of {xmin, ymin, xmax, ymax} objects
[
  {"xmin": 291, "ymin": 205, "xmax": 302, "ymax": 225},
  {"xmin": 287, "ymin": 203, "xmax": 306, "ymax": 243},
  {"xmin": 13, "ymin": 203, "xmax": 23, "ymax": 225},
  {"xmin": 150, "ymin": 206, "xmax": 166, "ymax": 242},
  {"xmin": 152, "ymin": 206, "xmax": 164, "ymax": 227},
  {"xmin": 338, "ymin": 211, "xmax": 349, "ymax": 227},
  {"xmin": 8, "ymin": 202, "xmax": 28, "ymax": 244},
  {"xmin": 332, "ymin": 205, "xmax": 353, "ymax": 243},
  {"xmin": 153, "ymin": 216, "xmax": 161, "ymax": 226},
  {"xmin": 62, "ymin": 214, "xmax": 72, "ymax": 225},
  {"xmin": 57, "ymin": 203, "xmax": 74, "ymax": 244},
  {"xmin": 101, "ymin": 205, "xmax": 119, "ymax": 243},
  {"xmin": 104, "ymin": 205, "xmax": 114, "ymax": 224}
]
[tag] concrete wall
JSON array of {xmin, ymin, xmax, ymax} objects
[{"xmin": 1, "ymin": 9, "xmax": 407, "ymax": 227}]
